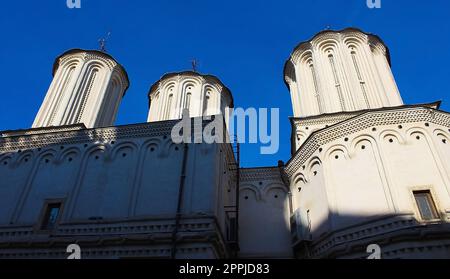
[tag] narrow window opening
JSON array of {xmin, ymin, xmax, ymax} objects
[
  {"xmin": 41, "ymin": 203, "xmax": 62, "ymax": 230},
  {"xmin": 328, "ymin": 54, "xmax": 345, "ymax": 110},
  {"xmin": 351, "ymin": 51, "xmax": 370, "ymax": 108},
  {"xmin": 413, "ymin": 190, "xmax": 439, "ymax": 220},
  {"xmin": 165, "ymin": 94, "xmax": 173, "ymax": 120},
  {"xmin": 203, "ymin": 94, "xmax": 210, "ymax": 115},
  {"xmin": 184, "ymin": 92, "xmax": 191, "ymax": 115},
  {"xmin": 309, "ymin": 63, "xmax": 323, "ymax": 113}
]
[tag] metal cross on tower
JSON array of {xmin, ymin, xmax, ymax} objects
[
  {"xmin": 98, "ymin": 32, "xmax": 111, "ymax": 52},
  {"xmin": 191, "ymin": 59, "xmax": 198, "ymax": 72}
]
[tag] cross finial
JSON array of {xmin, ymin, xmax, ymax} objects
[
  {"xmin": 191, "ymin": 59, "xmax": 198, "ymax": 72},
  {"xmin": 98, "ymin": 31, "xmax": 111, "ymax": 52}
]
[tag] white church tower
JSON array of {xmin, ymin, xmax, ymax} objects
[
  {"xmin": 284, "ymin": 28, "xmax": 450, "ymax": 259},
  {"xmin": 147, "ymin": 71, "xmax": 234, "ymax": 122},
  {"xmin": 32, "ymin": 49, "xmax": 129, "ymax": 129}
]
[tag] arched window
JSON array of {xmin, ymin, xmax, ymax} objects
[
  {"xmin": 153, "ymin": 91, "xmax": 160, "ymax": 119},
  {"xmin": 203, "ymin": 92, "xmax": 211, "ymax": 115},
  {"xmin": 184, "ymin": 93, "xmax": 191, "ymax": 115},
  {"xmin": 351, "ymin": 50, "xmax": 370, "ymax": 108},
  {"xmin": 328, "ymin": 54, "xmax": 345, "ymax": 110}
]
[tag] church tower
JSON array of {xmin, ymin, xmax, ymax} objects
[
  {"xmin": 147, "ymin": 71, "xmax": 233, "ymax": 122},
  {"xmin": 284, "ymin": 28, "xmax": 450, "ymax": 259},
  {"xmin": 284, "ymin": 28, "xmax": 405, "ymax": 150},
  {"xmin": 32, "ymin": 49, "xmax": 129, "ymax": 129}
]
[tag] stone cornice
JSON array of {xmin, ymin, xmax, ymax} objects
[
  {"xmin": 0, "ymin": 216, "xmax": 229, "ymax": 259},
  {"xmin": 240, "ymin": 167, "xmax": 283, "ymax": 182},
  {"xmin": 0, "ymin": 117, "xmax": 218, "ymax": 153},
  {"xmin": 308, "ymin": 214, "xmax": 450, "ymax": 258},
  {"xmin": 1, "ymin": 124, "xmax": 86, "ymax": 138},
  {"xmin": 290, "ymin": 102, "xmax": 441, "ymax": 127}
]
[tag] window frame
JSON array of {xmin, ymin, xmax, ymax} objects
[
  {"xmin": 411, "ymin": 188, "xmax": 440, "ymax": 222},
  {"xmin": 35, "ymin": 199, "xmax": 65, "ymax": 233}
]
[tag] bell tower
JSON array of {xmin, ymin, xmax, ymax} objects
[{"xmin": 32, "ymin": 49, "xmax": 129, "ymax": 129}]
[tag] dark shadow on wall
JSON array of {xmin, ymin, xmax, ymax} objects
[
  {"xmin": 293, "ymin": 211, "xmax": 450, "ymax": 259},
  {"xmin": 0, "ymin": 117, "xmax": 237, "ymax": 259}
]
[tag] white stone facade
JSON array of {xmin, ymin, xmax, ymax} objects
[
  {"xmin": 283, "ymin": 28, "xmax": 450, "ymax": 259},
  {"xmin": 285, "ymin": 106, "xmax": 450, "ymax": 258},
  {"xmin": 0, "ymin": 120, "xmax": 237, "ymax": 259},
  {"xmin": 238, "ymin": 167, "xmax": 293, "ymax": 258},
  {"xmin": 0, "ymin": 27, "xmax": 449, "ymax": 259}
]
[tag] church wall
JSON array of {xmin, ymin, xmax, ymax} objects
[
  {"xmin": 292, "ymin": 157, "xmax": 331, "ymax": 240},
  {"xmin": 0, "ymin": 137, "xmax": 226, "ymax": 223},
  {"xmin": 238, "ymin": 168, "xmax": 293, "ymax": 258},
  {"xmin": 318, "ymin": 122, "xmax": 449, "ymax": 232},
  {"xmin": 0, "ymin": 152, "xmax": 35, "ymax": 224},
  {"xmin": 0, "ymin": 120, "xmax": 236, "ymax": 258},
  {"xmin": 288, "ymin": 112, "xmax": 450, "ymax": 258},
  {"xmin": 18, "ymin": 148, "xmax": 81, "ymax": 224},
  {"xmin": 210, "ymin": 143, "xmax": 236, "ymax": 237}
]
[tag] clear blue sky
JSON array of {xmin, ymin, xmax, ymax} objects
[{"xmin": 1, "ymin": 0, "xmax": 449, "ymax": 167}]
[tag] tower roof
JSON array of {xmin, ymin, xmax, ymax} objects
[
  {"xmin": 52, "ymin": 49, "xmax": 130, "ymax": 91},
  {"xmin": 283, "ymin": 27, "xmax": 391, "ymax": 89},
  {"xmin": 148, "ymin": 71, "xmax": 234, "ymax": 107}
]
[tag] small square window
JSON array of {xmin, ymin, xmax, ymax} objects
[
  {"xmin": 41, "ymin": 203, "xmax": 62, "ymax": 230},
  {"xmin": 413, "ymin": 190, "xmax": 439, "ymax": 220}
]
